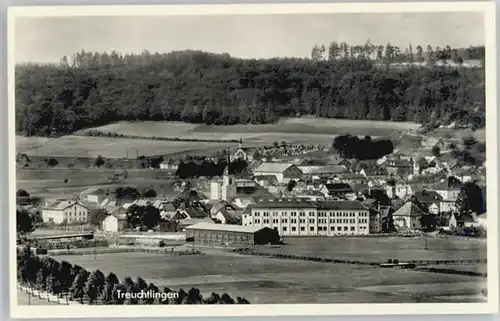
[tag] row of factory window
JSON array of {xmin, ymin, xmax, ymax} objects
[
  {"xmin": 280, "ymin": 226, "xmax": 367, "ymax": 232},
  {"xmin": 253, "ymin": 211, "xmax": 368, "ymax": 217},
  {"xmin": 193, "ymin": 232, "xmax": 252, "ymax": 241},
  {"xmin": 251, "ymin": 218, "xmax": 368, "ymax": 224}
]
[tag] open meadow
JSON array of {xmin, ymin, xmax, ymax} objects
[
  {"xmin": 257, "ymin": 236, "xmax": 487, "ymax": 263},
  {"xmin": 76, "ymin": 118, "xmax": 421, "ymax": 143},
  {"xmin": 16, "ymin": 135, "xmax": 234, "ymax": 159},
  {"xmin": 17, "ymin": 118, "xmax": 480, "ymax": 161},
  {"xmin": 50, "ymin": 250, "xmax": 487, "ymax": 304}
]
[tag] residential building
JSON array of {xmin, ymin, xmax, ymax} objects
[
  {"xmin": 434, "ymin": 178, "xmax": 462, "ymax": 202},
  {"xmin": 385, "ymin": 184, "xmax": 413, "ymax": 200},
  {"xmin": 253, "ymin": 163, "xmax": 303, "ymax": 183},
  {"xmin": 324, "ymin": 183, "xmax": 356, "ymax": 199},
  {"xmin": 210, "ymin": 201, "xmax": 241, "ymax": 224},
  {"xmin": 233, "ymin": 142, "xmax": 260, "ymax": 162},
  {"xmin": 102, "ymin": 213, "xmax": 128, "ymax": 232},
  {"xmin": 386, "ymin": 159, "xmax": 413, "ymax": 177},
  {"xmin": 449, "ymin": 212, "xmax": 477, "ymax": 229},
  {"xmin": 80, "ymin": 187, "xmax": 107, "ymax": 205},
  {"xmin": 242, "ymin": 198, "xmax": 369, "ymax": 236},
  {"xmin": 392, "ymin": 201, "xmax": 425, "ymax": 232},
  {"xmin": 185, "ymin": 222, "xmax": 280, "ymax": 246},
  {"xmin": 413, "ymin": 190, "xmax": 443, "ymax": 214},
  {"xmin": 42, "ymin": 200, "xmax": 90, "ymax": 224},
  {"xmin": 159, "ymin": 159, "xmax": 181, "ymax": 171}
]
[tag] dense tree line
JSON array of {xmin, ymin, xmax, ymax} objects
[
  {"xmin": 176, "ymin": 159, "xmax": 248, "ymax": 179},
  {"xmin": 17, "ymin": 246, "xmax": 250, "ymax": 304},
  {"xmin": 126, "ymin": 205, "xmax": 161, "ymax": 230},
  {"xmin": 16, "ymin": 42, "xmax": 485, "ymax": 137},
  {"xmin": 450, "ymin": 136, "xmax": 486, "ymax": 166},
  {"xmin": 332, "ymin": 134, "xmax": 394, "ymax": 160}
]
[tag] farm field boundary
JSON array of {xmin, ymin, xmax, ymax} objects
[{"xmin": 232, "ymin": 248, "xmax": 487, "ymax": 267}]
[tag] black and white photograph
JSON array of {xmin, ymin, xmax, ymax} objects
[{"xmin": 8, "ymin": 2, "xmax": 498, "ymax": 318}]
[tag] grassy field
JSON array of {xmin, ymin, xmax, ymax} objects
[
  {"xmin": 16, "ymin": 135, "xmax": 234, "ymax": 159},
  {"xmin": 17, "ymin": 178, "xmax": 177, "ymax": 199},
  {"xmin": 17, "ymin": 118, "xmax": 485, "ymax": 159},
  {"xmin": 51, "ymin": 250, "xmax": 486, "ymax": 304},
  {"xmin": 256, "ymin": 236, "xmax": 487, "ymax": 263},
  {"xmin": 77, "ymin": 118, "xmax": 421, "ymax": 143}
]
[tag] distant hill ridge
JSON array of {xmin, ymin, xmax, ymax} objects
[{"xmin": 15, "ymin": 44, "xmax": 485, "ymax": 137}]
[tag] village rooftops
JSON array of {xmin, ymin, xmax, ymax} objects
[
  {"xmin": 254, "ymin": 162, "xmax": 295, "ymax": 173},
  {"xmin": 325, "ymin": 183, "xmax": 355, "ymax": 193},
  {"xmin": 185, "ymin": 222, "xmax": 267, "ymax": 234}
]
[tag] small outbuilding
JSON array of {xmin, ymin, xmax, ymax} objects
[{"xmin": 185, "ymin": 222, "xmax": 280, "ymax": 246}]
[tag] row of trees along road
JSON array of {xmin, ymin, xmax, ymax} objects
[
  {"xmin": 17, "ymin": 246, "xmax": 250, "ymax": 304},
  {"xmin": 15, "ymin": 41, "xmax": 485, "ymax": 137}
]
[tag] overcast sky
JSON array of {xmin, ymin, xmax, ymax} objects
[{"xmin": 14, "ymin": 12, "xmax": 485, "ymax": 63}]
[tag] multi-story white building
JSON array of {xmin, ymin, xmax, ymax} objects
[
  {"xmin": 242, "ymin": 198, "xmax": 369, "ymax": 236},
  {"xmin": 42, "ymin": 200, "xmax": 90, "ymax": 224}
]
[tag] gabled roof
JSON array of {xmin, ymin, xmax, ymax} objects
[
  {"xmin": 43, "ymin": 200, "xmax": 89, "ymax": 211},
  {"xmin": 80, "ymin": 187, "xmax": 106, "ymax": 195},
  {"xmin": 325, "ymin": 183, "xmax": 354, "ymax": 193},
  {"xmin": 392, "ymin": 201, "xmax": 426, "ymax": 217},
  {"xmin": 254, "ymin": 162, "xmax": 295, "ymax": 173},
  {"xmin": 298, "ymin": 165, "xmax": 347, "ymax": 175},
  {"xmin": 106, "ymin": 213, "xmax": 127, "ymax": 220},
  {"xmin": 180, "ymin": 206, "xmax": 208, "ymax": 219}
]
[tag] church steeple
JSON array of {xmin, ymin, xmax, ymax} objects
[
  {"xmin": 238, "ymin": 137, "xmax": 243, "ymax": 149},
  {"xmin": 223, "ymin": 149, "xmax": 230, "ymax": 176}
]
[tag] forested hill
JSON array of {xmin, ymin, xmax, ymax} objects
[{"xmin": 15, "ymin": 43, "xmax": 486, "ymax": 137}]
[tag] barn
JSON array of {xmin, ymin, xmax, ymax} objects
[{"xmin": 185, "ymin": 223, "xmax": 280, "ymax": 246}]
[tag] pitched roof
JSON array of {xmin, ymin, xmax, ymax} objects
[
  {"xmin": 43, "ymin": 200, "xmax": 88, "ymax": 211},
  {"xmin": 185, "ymin": 222, "xmax": 267, "ymax": 234},
  {"xmin": 254, "ymin": 175, "xmax": 278, "ymax": 181},
  {"xmin": 392, "ymin": 201, "xmax": 426, "ymax": 217},
  {"xmin": 414, "ymin": 190, "xmax": 443, "ymax": 204},
  {"xmin": 177, "ymin": 217, "xmax": 214, "ymax": 226},
  {"xmin": 298, "ymin": 165, "xmax": 348, "ymax": 175},
  {"xmin": 327, "ymin": 156, "xmax": 350, "ymax": 165},
  {"xmin": 254, "ymin": 162, "xmax": 294, "ymax": 173},
  {"xmin": 80, "ymin": 187, "xmax": 106, "ymax": 195}
]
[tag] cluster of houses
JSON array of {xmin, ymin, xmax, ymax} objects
[{"xmin": 37, "ymin": 142, "xmax": 487, "ymax": 245}]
